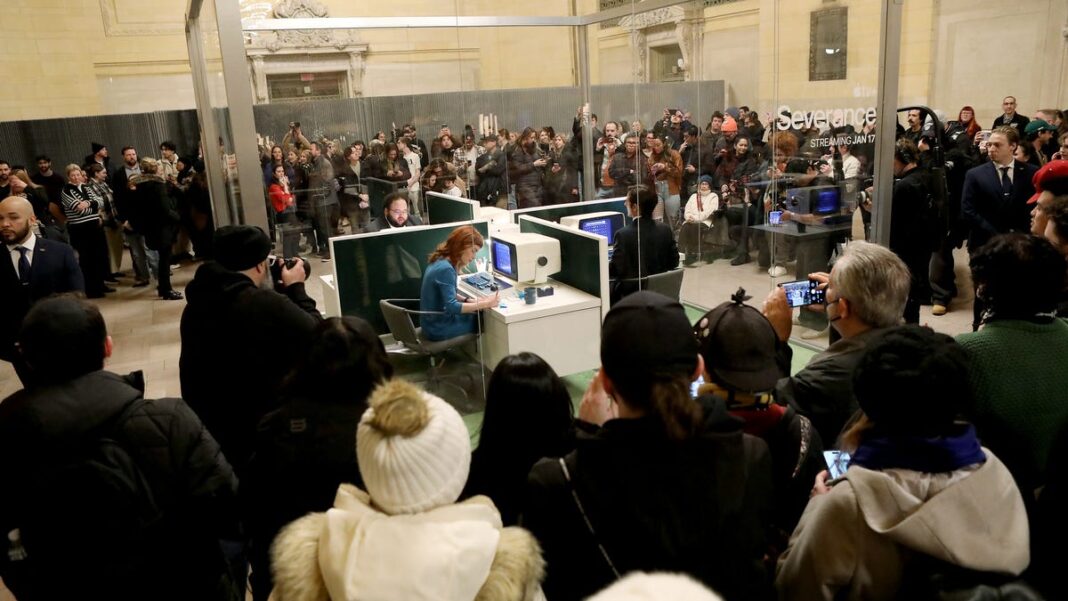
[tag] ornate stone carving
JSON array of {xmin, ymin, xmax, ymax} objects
[
  {"xmin": 618, "ymin": 6, "xmax": 686, "ymax": 31},
  {"xmin": 244, "ymin": 0, "xmax": 368, "ymax": 102},
  {"xmin": 630, "ymin": 29, "xmax": 647, "ymax": 82},
  {"xmin": 272, "ymin": 0, "xmax": 328, "ymax": 19}
]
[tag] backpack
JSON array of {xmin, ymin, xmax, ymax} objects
[{"xmin": 5, "ymin": 398, "xmax": 168, "ymax": 594}]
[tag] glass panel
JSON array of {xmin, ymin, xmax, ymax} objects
[{"xmin": 198, "ymin": 0, "xmax": 243, "ymax": 225}]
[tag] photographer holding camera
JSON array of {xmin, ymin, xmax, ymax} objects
[{"xmin": 180, "ymin": 225, "xmax": 322, "ymax": 477}]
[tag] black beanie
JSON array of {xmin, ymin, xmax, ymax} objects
[
  {"xmin": 91, "ymin": 142, "xmax": 106, "ymax": 154},
  {"xmin": 214, "ymin": 225, "xmax": 272, "ymax": 271}
]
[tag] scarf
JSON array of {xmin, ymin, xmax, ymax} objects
[{"xmin": 850, "ymin": 423, "xmax": 986, "ymax": 473}]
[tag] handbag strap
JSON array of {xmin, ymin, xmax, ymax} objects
[{"xmin": 557, "ymin": 457, "xmax": 621, "ymax": 580}]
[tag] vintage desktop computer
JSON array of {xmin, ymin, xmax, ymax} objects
[
  {"xmin": 490, "ymin": 232, "xmax": 562, "ymax": 285},
  {"xmin": 559, "ymin": 211, "xmax": 626, "ymax": 245}
]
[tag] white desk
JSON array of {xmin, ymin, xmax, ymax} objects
[
  {"xmin": 459, "ymin": 275, "xmax": 601, "ymax": 377},
  {"xmin": 320, "ymin": 274, "xmax": 340, "ymax": 317}
]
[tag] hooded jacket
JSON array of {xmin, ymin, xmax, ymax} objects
[
  {"xmin": 270, "ymin": 484, "xmax": 545, "ymax": 601},
  {"xmin": 0, "ymin": 370, "xmax": 240, "ymax": 600},
  {"xmin": 775, "ymin": 448, "xmax": 1030, "ymax": 601},
  {"xmin": 179, "ymin": 261, "xmax": 321, "ymax": 475}
]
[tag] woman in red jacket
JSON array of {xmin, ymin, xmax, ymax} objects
[{"xmin": 268, "ymin": 164, "xmax": 299, "ymax": 256}]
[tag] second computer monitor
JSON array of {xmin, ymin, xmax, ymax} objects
[
  {"xmin": 559, "ymin": 211, "xmax": 626, "ymax": 245},
  {"xmin": 491, "ymin": 232, "xmax": 562, "ymax": 285}
]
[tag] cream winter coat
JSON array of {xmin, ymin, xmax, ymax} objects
[
  {"xmin": 683, "ymin": 191, "xmax": 719, "ymax": 228},
  {"xmin": 270, "ymin": 484, "xmax": 545, "ymax": 601},
  {"xmin": 775, "ymin": 447, "xmax": 1029, "ymax": 601}
]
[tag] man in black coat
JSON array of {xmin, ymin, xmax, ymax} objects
[
  {"xmin": 0, "ymin": 296, "xmax": 241, "ymax": 600},
  {"xmin": 610, "ymin": 186, "xmax": 679, "ymax": 304},
  {"xmin": 991, "ymin": 96, "xmax": 1030, "ymax": 132},
  {"xmin": 0, "ymin": 196, "xmax": 84, "ymax": 377},
  {"xmin": 889, "ymin": 139, "xmax": 938, "ymax": 324},
  {"xmin": 961, "ymin": 126, "xmax": 1038, "ymax": 329},
  {"xmin": 179, "ymin": 225, "xmax": 321, "ymax": 476}
]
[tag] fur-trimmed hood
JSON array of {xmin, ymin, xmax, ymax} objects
[{"xmin": 271, "ymin": 484, "xmax": 545, "ymax": 601}]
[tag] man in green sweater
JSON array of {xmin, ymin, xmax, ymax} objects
[{"xmin": 957, "ymin": 233, "xmax": 1068, "ymax": 496}]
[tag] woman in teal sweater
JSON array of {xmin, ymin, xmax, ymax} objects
[
  {"xmin": 420, "ymin": 225, "xmax": 498, "ymax": 341},
  {"xmin": 956, "ymin": 233, "xmax": 1068, "ymax": 494}
]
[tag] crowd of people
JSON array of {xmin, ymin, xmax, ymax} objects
[
  {"xmin": 1, "ymin": 223, "xmax": 1066, "ymax": 600},
  {"xmin": 0, "ymin": 95, "xmax": 1067, "ymax": 600},
  {"xmin": 0, "ymin": 142, "xmax": 214, "ymax": 301}
]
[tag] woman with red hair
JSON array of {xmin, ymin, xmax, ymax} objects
[
  {"xmin": 419, "ymin": 225, "xmax": 498, "ymax": 341},
  {"xmin": 947, "ymin": 106, "xmax": 981, "ymax": 151}
]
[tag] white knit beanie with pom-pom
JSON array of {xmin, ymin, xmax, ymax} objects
[
  {"xmin": 356, "ymin": 379, "xmax": 471, "ymax": 515},
  {"xmin": 586, "ymin": 572, "xmax": 724, "ymax": 601}
]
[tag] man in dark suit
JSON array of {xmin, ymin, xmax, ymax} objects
[
  {"xmin": 0, "ymin": 196, "xmax": 85, "ymax": 375},
  {"xmin": 961, "ymin": 126, "xmax": 1038, "ymax": 329},
  {"xmin": 610, "ymin": 186, "xmax": 679, "ymax": 304}
]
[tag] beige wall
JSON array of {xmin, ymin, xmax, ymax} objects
[
  {"xmin": 0, "ymin": 0, "xmax": 191, "ymax": 121},
  {"xmin": 3, "ymin": 0, "xmax": 1066, "ymax": 123}
]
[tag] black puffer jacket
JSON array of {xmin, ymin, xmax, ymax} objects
[
  {"xmin": 0, "ymin": 370, "xmax": 241, "ymax": 601},
  {"xmin": 180, "ymin": 261, "xmax": 321, "ymax": 476}
]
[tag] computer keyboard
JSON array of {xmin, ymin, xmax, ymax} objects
[{"xmin": 461, "ymin": 273, "xmax": 512, "ymax": 297}]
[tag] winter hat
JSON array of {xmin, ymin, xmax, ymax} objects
[
  {"xmin": 694, "ymin": 288, "xmax": 782, "ymax": 393},
  {"xmin": 91, "ymin": 142, "xmax": 106, "ymax": 154},
  {"xmin": 724, "ymin": 107, "xmax": 741, "ymax": 121},
  {"xmin": 601, "ymin": 291, "xmax": 698, "ymax": 391},
  {"xmin": 356, "ymin": 379, "xmax": 471, "ymax": 515},
  {"xmin": 213, "ymin": 225, "xmax": 272, "ymax": 272},
  {"xmin": 587, "ymin": 572, "xmax": 724, "ymax": 601},
  {"xmin": 1027, "ymin": 160, "xmax": 1068, "ymax": 204},
  {"xmin": 721, "ymin": 117, "xmax": 738, "ymax": 133},
  {"xmin": 698, "ymin": 175, "xmax": 714, "ymax": 189}
]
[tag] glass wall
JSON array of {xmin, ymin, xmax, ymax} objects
[{"xmin": 188, "ymin": 0, "xmax": 1067, "ymax": 359}]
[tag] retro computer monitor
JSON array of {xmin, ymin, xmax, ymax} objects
[
  {"xmin": 784, "ymin": 185, "xmax": 841, "ymax": 216},
  {"xmin": 810, "ymin": 186, "xmax": 842, "ymax": 215},
  {"xmin": 491, "ymin": 232, "xmax": 562, "ymax": 285},
  {"xmin": 559, "ymin": 211, "xmax": 626, "ymax": 245}
]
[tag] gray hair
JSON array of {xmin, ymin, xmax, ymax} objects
[{"xmin": 832, "ymin": 241, "xmax": 910, "ymax": 328}]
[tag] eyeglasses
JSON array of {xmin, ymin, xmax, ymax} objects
[{"xmin": 389, "ymin": 209, "xmax": 409, "ymax": 216}]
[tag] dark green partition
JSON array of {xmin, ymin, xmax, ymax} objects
[
  {"xmin": 426, "ymin": 192, "xmax": 478, "ymax": 225},
  {"xmin": 330, "ymin": 221, "xmax": 491, "ymax": 334},
  {"xmin": 518, "ymin": 216, "xmax": 608, "ymax": 318},
  {"xmin": 511, "ymin": 197, "xmax": 630, "ymax": 225},
  {"xmin": 363, "ymin": 177, "xmax": 406, "ymax": 218}
]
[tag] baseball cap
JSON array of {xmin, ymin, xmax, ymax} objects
[
  {"xmin": 1024, "ymin": 120, "xmax": 1057, "ymax": 136},
  {"xmin": 693, "ymin": 288, "xmax": 782, "ymax": 393},
  {"xmin": 600, "ymin": 291, "xmax": 698, "ymax": 388},
  {"xmin": 1027, "ymin": 159, "xmax": 1068, "ymax": 204}
]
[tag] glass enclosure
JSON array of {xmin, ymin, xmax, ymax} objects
[{"xmin": 185, "ymin": 0, "xmax": 1067, "ymax": 377}]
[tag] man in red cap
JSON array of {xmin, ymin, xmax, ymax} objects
[{"xmin": 1028, "ymin": 160, "xmax": 1068, "ymax": 236}]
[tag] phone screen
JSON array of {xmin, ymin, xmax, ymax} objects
[
  {"xmin": 690, "ymin": 374, "xmax": 705, "ymax": 398},
  {"xmin": 779, "ymin": 280, "xmax": 826, "ymax": 308},
  {"xmin": 824, "ymin": 450, "xmax": 851, "ymax": 480},
  {"xmin": 768, "ymin": 210, "xmax": 783, "ymax": 225}
]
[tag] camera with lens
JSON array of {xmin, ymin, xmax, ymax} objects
[{"xmin": 268, "ymin": 254, "xmax": 312, "ymax": 285}]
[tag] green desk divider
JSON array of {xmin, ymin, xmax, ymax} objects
[
  {"xmin": 363, "ymin": 177, "xmax": 406, "ymax": 218},
  {"xmin": 426, "ymin": 192, "xmax": 478, "ymax": 225},
  {"xmin": 517, "ymin": 216, "xmax": 610, "ymax": 321},
  {"xmin": 511, "ymin": 197, "xmax": 630, "ymax": 226},
  {"xmin": 330, "ymin": 220, "xmax": 491, "ymax": 334}
]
